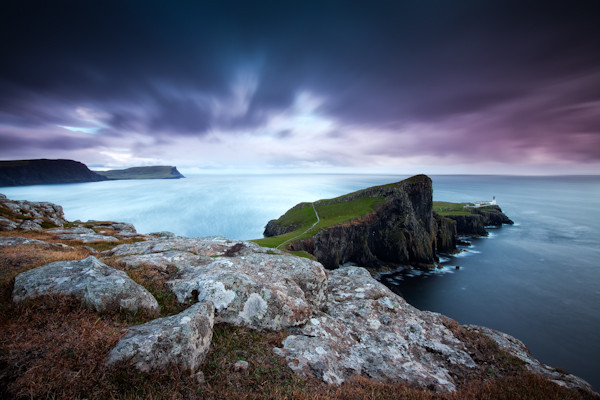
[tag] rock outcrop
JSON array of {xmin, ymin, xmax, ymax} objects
[
  {"xmin": 0, "ymin": 193, "xmax": 67, "ymax": 231},
  {"xmin": 275, "ymin": 266, "xmax": 477, "ymax": 391},
  {"xmin": 12, "ymin": 256, "xmax": 159, "ymax": 314},
  {"xmin": 107, "ymin": 301, "xmax": 214, "ymax": 373},
  {"xmin": 0, "ymin": 159, "xmax": 107, "ymax": 187},
  {"xmin": 103, "ymin": 236, "xmax": 328, "ymax": 330}
]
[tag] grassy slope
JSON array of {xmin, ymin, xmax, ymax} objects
[
  {"xmin": 433, "ymin": 201, "xmax": 473, "ymax": 216},
  {"xmin": 253, "ymin": 196, "xmax": 386, "ymax": 249},
  {"xmin": 96, "ymin": 166, "xmax": 181, "ymax": 180}
]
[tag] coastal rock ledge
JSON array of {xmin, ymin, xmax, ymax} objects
[{"xmin": 1, "ymin": 193, "xmax": 597, "ymax": 397}]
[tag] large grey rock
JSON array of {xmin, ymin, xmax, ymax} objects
[
  {"xmin": 109, "ymin": 250, "xmax": 207, "ymax": 272},
  {"xmin": 47, "ymin": 227, "xmax": 119, "ymax": 242},
  {"xmin": 465, "ymin": 325, "xmax": 597, "ymax": 395},
  {"xmin": 102, "ymin": 237, "xmax": 328, "ymax": 330},
  {"xmin": 0, "ymin": 236, "xmax": 72, "ymax": 248},
  {"xmin": 107, "ymin": 301, "xmax": 214, "ymax": 373},
  {"xmin": 12, "ymin": 256, "xmax": 159, "ymax": 314},
  {"xmin": 103, "ymin": 235, "xmax": 260, "ymax": 258},
  {"xmin": 274, "ymin": 266, "xmax": 476, "ymax": 392},
  {"xmin": 168, "ymin": 252, "xmax": 328, "ymax": 330}
]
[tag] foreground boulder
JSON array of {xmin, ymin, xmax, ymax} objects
[
  {"xmin": 275, "ymin": 266, "xmax": 476, "ymax": 391},
  {"xmin": 103, "ymin": 237, "xmax": 328, "ymax": 330},
  {"xmin": 107, "ymin": 301, "xmax": 214, "ymax": 373},
  {"xmin": 12, "ymin": 256, "xmax": 159, "ymax": 314}
]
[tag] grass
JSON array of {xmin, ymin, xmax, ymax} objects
[
  {"xmin": 433, "ymin": 201, "xmax": 473, "ymax": 216},
  {"xmin": 253, "ymin": 196, "xmax": 386, "ymax": 249}
]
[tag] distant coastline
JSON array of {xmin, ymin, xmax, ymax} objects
[{"xmin": 0, "ymin": 159, "xmax": 184, "ymax": 187}]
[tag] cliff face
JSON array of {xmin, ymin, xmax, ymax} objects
[
  {"xmin": 0, "ymin": 159, "xmax": 107, "ymax": 187},
  {"xmin": 288, "ymin": 175, "xmax": 437, "ymax": 269},
  {"xmin": 434, "ymin": 214, "xmax": 457, "ymax": 253},
  {"xmin": 437, "ymin": 205, "xmax": 514, "ymax": 239}
]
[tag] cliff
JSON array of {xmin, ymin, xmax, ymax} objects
[
  {"xmin": 0, "ymin": 193, "xmax": 596, "ymax": 399},
  {"xmin": 0, "ymin": 159, "xmax": 107, "ymax": 187},
  {"xmin": 261, "ymin": 175, "xmax": 513, "ymax": 270},
  {"xmin": 95, "ymin": 166, "xmax": 185, "ymax": 180},
  {"xmin": 263, "ymin": 175, "xmax": 437, "ymax": 270}
]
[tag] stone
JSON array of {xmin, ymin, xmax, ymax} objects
[
  {"xmin": 12, "ymin": 256, "xmax": 159, "ymax": 314},
  {"xmin": 274, "ymin": 266, "xmax": 476, "ymax": 392},
  {"xmin": 0, "ymin": 236, "xmax": 72, "ymax": 248},
  {"xmin": 106, "ymin": 301, "xmax": 214, "ymax": 373},
  {"xmin": 102, "ymin": 237, "xmax": 328, "ymax": 330},
  {"xmin": 0, "ymin": 216, "xmax": 19, "ymax": 231},
  {"xmin": 0, "ymin": 195, "xmax": 67, "ymax": 231},
  {"xmin": 18, "ymin": 220, "xmax": 43, "ymax": 231},
  {"xmin": 103, "ymin": 236, "xmax": 259, "ymax": 258},
  {"xmin": 234, "ymin": 360, "xmax": 249, "ymax": 371},
  {"xmin": 167, "ymin": 252, "xmax": 327, "ymax": 330}
]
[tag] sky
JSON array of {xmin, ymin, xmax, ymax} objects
[{"xmin": 1, "ymin": 0, "xmax": 599, "ymax": 175}]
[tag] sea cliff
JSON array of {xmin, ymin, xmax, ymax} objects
[
  {"xmin": 262, "ymin": 175, "xmax": 513, "ymax": 270},
  {"xmin": 0, "ymin": 159, "xmax": 107, "ymax": 187}
]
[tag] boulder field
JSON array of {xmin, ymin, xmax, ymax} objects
[{"xmin": 1, "ymin": 193, "xmax": 597, "ymax": 396}]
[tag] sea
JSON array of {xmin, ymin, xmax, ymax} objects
[{"xmin": 1, "ymin": 174, "xmax": 599, "ymax": 390}]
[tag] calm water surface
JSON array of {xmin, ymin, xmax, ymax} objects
[{"xmin": 2, "ymin": 174, "xmax": 599, "ymax": 389}]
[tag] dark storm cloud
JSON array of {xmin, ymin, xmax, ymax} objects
[{"xmin": 1, "ymin": 0, "xmax": 599, "ymax": 165}]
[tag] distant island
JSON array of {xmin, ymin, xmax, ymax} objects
[
  {"xmin": 0, "ymin": 159, "xmax": 184, "ymax": 187},
  {"xmin": 256, "ymin": 175, "xmax": 513, "ymax": 271},
  {"xmin": 94, "ymin": 166, "xmax": 184, "ymax": 180}
]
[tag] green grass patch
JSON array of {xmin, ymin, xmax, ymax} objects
[
  {"xmin": 253, "ymin": 196, "xmax": 386, "ymax": 249},
  {"xmin": 433, "ymin": 201, "xmax": 473, "ymax": 216}
]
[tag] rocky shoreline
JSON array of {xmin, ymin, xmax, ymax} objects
[{"xmin": 0, "ymin": 193, "xmax": 597, "ymax": 398}]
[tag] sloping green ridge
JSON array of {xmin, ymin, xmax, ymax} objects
[{"xmin": 253, "ymin": 196, "xmax": 386, "ymax": 249}]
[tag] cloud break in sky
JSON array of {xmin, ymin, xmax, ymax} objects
[{"xmin": 1, "ymin": 0, "xmax": 600, "ymax": 174}]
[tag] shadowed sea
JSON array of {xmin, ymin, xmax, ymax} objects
[{"xmin": 2, "ymin": 174, "xmax": 599, "ymax": 390}]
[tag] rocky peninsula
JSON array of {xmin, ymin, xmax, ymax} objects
[
  {"xmin": 261, "ymin": 175, "xmax": 514, "ymax": 271},
  {"xmin": 0, "ymin": 191, "xmax": 596, "ymax": 399}
]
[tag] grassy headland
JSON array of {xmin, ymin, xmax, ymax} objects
[
  {"xmin": 95, "ymin": 166, "xmax": 184, "ymax": 180},
  {"xmin": 253, "ymin": 196, "xmax": 386, "ymax": 249}
]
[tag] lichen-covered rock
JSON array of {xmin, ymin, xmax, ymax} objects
[
  {"xmin": 274, "ymin": 266, "xmax": 476, "ymax": 392},
  {"xmin": 47, "ymin": 227, "xmax": 119, "ymax": 242},
  {"xmin": 103, "ymin": 236, "xmax": 255, "ymax": 257},
  {"xmin": 168, "ymin": 252, "xmax": 328, "ymax": 330},
  {"xmin": 0, "ymin": 236, "xmax": 72, "ymax": 248},
  {"xmin": 465, "ymin": 325, "xmax": 596, "ymax": 395},
  {"xmin": 102, "ymin": 237, "xmax": 328, "ymax": 330},
  {"xmin": 12, "ymin": 256, "xmax": 159, "ymax": 314},
  {"xmin": 0, "ymin": 194, "xmax": 67, "ymax": 230},
  {"xmin": 107, "ymin": 301, "xmax": 214, "ymax": 373}
]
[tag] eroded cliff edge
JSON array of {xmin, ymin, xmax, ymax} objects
[{"xmin": 262, "ymin": 175, "xmax": 514, "ymax": 270}]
